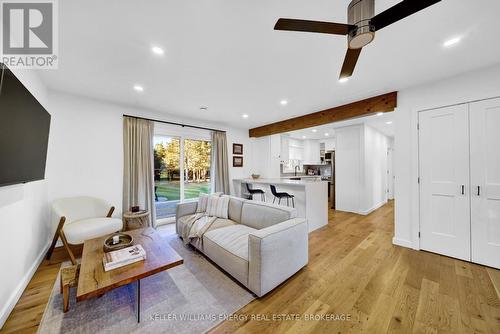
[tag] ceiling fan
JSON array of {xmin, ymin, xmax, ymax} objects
[{"xmin": 274, "ymin": 0, "xmax": 441, "ymax": 80}]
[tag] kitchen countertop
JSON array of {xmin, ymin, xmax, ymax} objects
[
  {"xmin": 279, "ymin": 175, "xmax": 323, "ymax": 179},
  {"xmin": 235, "ymin": 178, "xmax": 327, "ymax": 186}
]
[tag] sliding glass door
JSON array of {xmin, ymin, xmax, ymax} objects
[
  {"xmin": 183, "ymin": 139, "xmax": 211, "ymax": 201},
  {"xmin": 154, "ymin": 136, "xmax": 181, "ymax": 219},
  {"xmin": 153, "ymin": 134, "xmax": 212, "ymax": 220}
]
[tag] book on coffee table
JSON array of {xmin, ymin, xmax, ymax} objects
[{"xmin": 103, "ymin": 245, "xmax": 146, "ymax": 272}]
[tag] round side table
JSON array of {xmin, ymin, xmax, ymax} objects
[{"xmin": 123, "ymin": 211, "xmax": 150, "ymax": 231}]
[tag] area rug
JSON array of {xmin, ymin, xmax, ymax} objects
[{"xmin": 38, "ymin": 232, "xmax": 255, "ymax": 334}]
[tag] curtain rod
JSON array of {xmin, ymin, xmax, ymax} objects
[{"xmin": 123, "ymin": 114, "xmax": 226, "ymax": 133}]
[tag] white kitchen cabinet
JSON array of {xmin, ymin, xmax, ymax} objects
[
  {"xmin": 288, "ymin": 138, "xmax": 304, "ymax": 160},
  {"xmin": 302, "ymin": 139, "xmax": 321, "ymax": 164},
  {"xmin": 280, "ymin": 135, "xmax": 289, "ymax": 161},
  {"xmin": 270, "ymin": 134, "xmax": 281, "ymax": 158},
  {"xmin": 322, "ymin": 138, "xmax": 335, "ymax": 151}
]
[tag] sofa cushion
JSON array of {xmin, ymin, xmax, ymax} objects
[
  {"xmin": 228, "ymin": 196, "xmax": 247, "ymax": 223},
  {"xmin": 206, "ymin": 195, "xmax": 230, "ymax": 218},
  {"xmin": 203, "ymin": 224, "xmax": 256, "ymax": 285},
  {"xmin": 63, "ymin": 217, "xmax": 123, "ymax": 244},
  {"xmin": 240, "ymin": 201, "xmax": 297, "ymax": 230}
]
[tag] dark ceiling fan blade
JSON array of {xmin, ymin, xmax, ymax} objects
[
  {"xmin": 339, "ymin": 48, "xmax": 362, "ymax": 80},
  {"xmin": 274, "ymin": 18, "xmax": 355, "ymax": 35},
  {"xmin": 370, "ymin": 0, "xmax": 441, "ymax": 31}
]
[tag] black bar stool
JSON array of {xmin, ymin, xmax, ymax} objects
[
  {"xmin": 245, "ymin": 183, "xmax": 266, "ymax": 201},
  {"xmin": 270, "ymin": 185, "xmax": 295, "ymax": 208}
]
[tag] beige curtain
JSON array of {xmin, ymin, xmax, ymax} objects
[
  {"xmin": 123, "ymin": 117, "xmax": 156, "ymax": 226},
  {"xmin": 211, "ymin": 131, "xmax": 230, "ymax": 194}
]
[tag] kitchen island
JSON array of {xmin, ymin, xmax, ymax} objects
[{"xmin": 233, "ymin": 178, "xmax": 328, "ymax": 232}]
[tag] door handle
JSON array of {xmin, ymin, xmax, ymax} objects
[
  {"xmin": 461, "ymin": 185, "xmax": 465, "ymax": 195},
  {"xmin": 477, "ymin": 186, "xmax": 481, "ymax": 196}
]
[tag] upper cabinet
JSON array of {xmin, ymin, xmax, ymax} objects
[
  {"xmin": 322, "ymin": 138, "xmax": 336, "ymax": 151},
  {"xmin": 281, "ymin": 136, "xmax": 290, "ymax": 161},
  {"xmin": 279, "ymin": 135, "xmax": 322, "ymax": 164},
  {"xmin": 303, "ymin": 139, "xmax": 321, "ymax": 164},
  {"xmin": 288, "ymin": 138, "xmax": 304, "ymax": 161}
]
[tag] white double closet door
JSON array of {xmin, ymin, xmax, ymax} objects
[{"xmin": 419, "ymin": 97, "xmax": 500, "ymax": 269}]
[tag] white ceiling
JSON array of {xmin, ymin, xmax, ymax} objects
[
  {"xmin": 39, "ymin": 0, "xmax": 500, "ymax": 129},
  {"xmin": 286, "ymin": 111, "xmax": 395, "ymax": 140}
]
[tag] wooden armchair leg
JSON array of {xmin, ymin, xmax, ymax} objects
[
  {"xmin": 60, "ymin": 231, "xmax": 77, "ymax": 265},
  {"xmin": 46, "ymin": 217, "xmax": 66, "ymax": 261},
  {"xmin": 106, "ymin": 206, "xmax": 115, "ymax": 218}
]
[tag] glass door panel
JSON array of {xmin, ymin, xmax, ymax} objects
[
  {"xmin": 154, "ymin": 136, "xmax": 180, "ymax": 219},
  {"xmin": 183, "ymin": 139, "xmax": 211, "ymax": 201}
]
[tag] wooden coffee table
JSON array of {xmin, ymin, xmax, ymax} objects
[{"xmin": 76, "ymin": 227, "xmax": 183, "ymax": 322}]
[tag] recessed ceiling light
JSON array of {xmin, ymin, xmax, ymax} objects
[
  {"xmin": 302, "ymin": 135, "xmax": 306, "ymax": 139},
  {"xmin": 443, "ymin": 37, "xmax": 461, "ymax": 48},
  {"xmin": 151, "ymin": 46, "xmax": 165, "ymax": 55},
  {"xmin": 312, "ymin": 129, "xmax": 317, "ymax": 133},
  {"xmin": 133, "ymin": 85, "xmax": 144, "ymax": 92},
  {"xmin": 386, "ymin": 121, "xmax": 393, "ymax": 124},
  {"xmin": 325, "ymin": 133, "xmax": 329, "ymax": 136},
  {"xmin": 280, "ymin": 100, "xmax": 288, "ymax": 106},
  {"xmin": 339, "ymin": 77, "xmax": 349, "ymax": 83},
  {"xmin": 376, "ymin": 112, "xmax": 384, "ymax": 116},
  {"xmin": 242, "ymin": 114, "xmax": 249, "ymax": 119}
]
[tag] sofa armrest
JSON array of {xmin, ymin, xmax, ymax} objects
[
  {"xmin": 175, "ymin": 201, "xmax": 198, "ymax": 234},
  {"xmin": 248, "ymin": 218, "xmax": 308, "ymax": 297}
]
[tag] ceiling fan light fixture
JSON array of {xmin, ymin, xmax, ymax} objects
[
  {"xmin": 347, "ymin": 0, "xmax": 376, "ymax": 49},
  {"xmin": 274, "ymin": 0, "xmax": 442, "ymax": 79}
]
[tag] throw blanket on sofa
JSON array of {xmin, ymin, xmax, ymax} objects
[{"xmin": 180, "ymin": 213, "xmax": 220, "ymax": 247}]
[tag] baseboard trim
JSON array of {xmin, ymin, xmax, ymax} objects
[
  {"xmin": 0, "ymin": 241, "xmax": 50, "ymax": 329},
  {"xmin": 392, "ymin": 237, "xmax": 413, "ymax": 249},
  {"xmin": 359, "ymin": 200, "xmax": 387, "ymax": 216}
]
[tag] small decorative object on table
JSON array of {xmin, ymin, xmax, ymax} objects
[
  {"xmin": 123, "ymin": 209, "xmax": 150, "ymax": 230},
  {"xmin": 251, "ymin": 174, "xmax": 260, "ymax": 179},
  {"xmin": 103, "ymin": 232, "xmax": 134, "ymax": 252},
  {"xmin": 131, "ymin": 205, "xmax": 140, "ymax": 213}
]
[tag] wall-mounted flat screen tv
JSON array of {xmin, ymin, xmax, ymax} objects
[{"xmin": 0, "ymin": 64, "xmax": 51, "ymax": 187}]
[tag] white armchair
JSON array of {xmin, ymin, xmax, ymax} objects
[{"xmin": 46, "ymin": 196, "xmax": 123, "ymax": 264}]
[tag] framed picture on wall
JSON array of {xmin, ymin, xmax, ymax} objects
[
  {"xmin": 233, "ymin": 156, "xmax": 243, "ymax": 167},
  {"xmin": 232, "ymin": 143, "xmax": 243, "ymax": 155}
]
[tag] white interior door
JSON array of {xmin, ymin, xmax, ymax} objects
[
  {"xmin": 470, "ymin": 98, "xmax": 500, "ymax": 269},
  {"xmin": 419, "ymin": 104, "xmax": 471, "ymax": 261},
  {"xmin": 387, "ymin": 148, "xmax": 394, "ymax": 200}
]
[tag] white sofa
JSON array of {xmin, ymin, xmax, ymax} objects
[{"xmin": 176, "ymin": 196, "xmax": 308, "ymax": 297}]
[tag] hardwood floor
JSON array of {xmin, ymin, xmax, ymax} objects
[
  {"xmin": 210, "ymin": 202, "xmax": 500, "ymax": 334},
  {"xmin": 1, "ymin": 202, "xmax": 499, "ymax": 333}
]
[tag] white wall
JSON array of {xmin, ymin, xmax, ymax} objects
[
  {"xmin": 335, "ymin": 124, "xmax": 389, "ymax": 215},
  {"xmin": 0, "ymin": 69, "xmax": 51, "ymax": 328},
  {"xmin": 335, "ymin": 125, "xmax": 362, "ymax": 213},
  {"xmin": 46, "ymin": 93, "xmax": 124, "ymax": 209},
  {"xmin": 363, "ymin": 125, "xmax": 389, "ymax": 213},
  {"xmin": 387, "ymin": 137, "xmax": 395, "ymax": 200},
  {"xmin": 394, "ymin": 63, "xmax": 500, "ymax": 249}
]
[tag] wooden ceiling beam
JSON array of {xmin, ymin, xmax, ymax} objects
[{"xmin": 249, "ymin": 91, "xmax": 397, "ymax": 137}]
